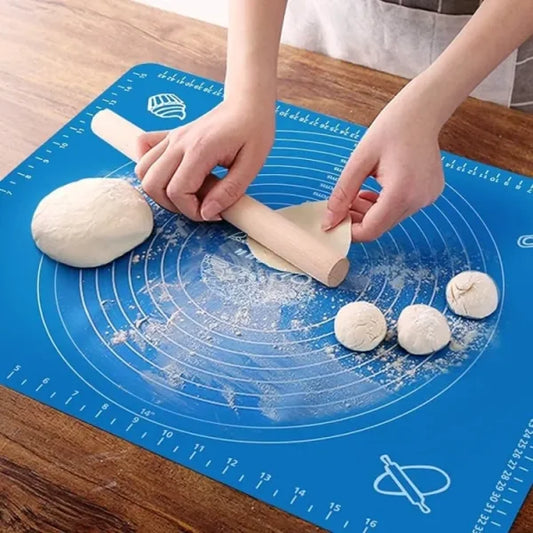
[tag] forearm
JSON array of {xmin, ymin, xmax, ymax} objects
[
  {"xmin": 225, "ymin": 0, "xmax": 287, "ymax": 104},
  {"xmin": 414, "ymin": 0, "xmax": 533, "ymax": 127}
]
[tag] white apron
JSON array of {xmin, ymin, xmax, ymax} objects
[{"xmin": 136, "ymin": 0, "xmax": 533, "ymax": 112}]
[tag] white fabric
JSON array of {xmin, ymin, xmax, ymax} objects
[{"xmin": 135, "ymin": 0, "xmax": 516, "ymax": 106}]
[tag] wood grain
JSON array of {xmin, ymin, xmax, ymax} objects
[{"xmin": 0, "ymin": 0, "xmax": 531, "ymax": 531}]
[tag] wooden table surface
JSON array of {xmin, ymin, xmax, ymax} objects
[{"xmin": 0, "ymin": 1, "xmax": 531, "ymax": 531}]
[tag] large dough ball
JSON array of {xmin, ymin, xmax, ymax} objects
[
  {"xmin": 31, "ymin": 178, "xmax": 153, "ymax": 268},
  {"xmin": 334, "ymin": 301, "xmax": 387, "ymax": 352},
  {"xmin": 446, "ymin": 271, "xmax": 499, "ymax": 319},
  {"xmin": 397, "ymin": 304, "xmax": 451, "ymax": 356}
]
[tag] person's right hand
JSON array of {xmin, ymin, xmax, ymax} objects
[{"xmin": 135, "ymin": 98, "xmax": 275, "ymax": 221}]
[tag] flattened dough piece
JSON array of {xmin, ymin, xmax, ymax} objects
[{"xmin": 246, "ymin": 201, "xmax": 351, "ymax": 274}]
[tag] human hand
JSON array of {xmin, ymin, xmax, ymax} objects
[
  {"xmin": 135, "ymin": 98, "xmax": 275, "ymax": 221},
  {"xmin": 322, "ymin": 80, "xmax": 446, "ymax": 242}
]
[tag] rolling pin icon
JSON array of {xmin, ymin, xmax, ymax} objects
[
  {"xmin": 377, "ymin": 455, "xmax": 431, "ymax": 514},
  {"xmin": 91, "ymin": 109, "xmax": 350, "ymax": 287}
]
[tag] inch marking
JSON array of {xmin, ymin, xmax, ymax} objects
[
  {"xmin": 222, "ymin": 465, "xmax": 230, "ymax": 475},
  {"xmin": 343, "ymin": 520, "xmax": 350, "ymax": 529},
  {"xmin": 79, "ymin": 405, "xmax": 86, "ymax": 412},
  {"xmin": 524, "ymin": 455, "xmax": 532, "ymax": 462},
  {"xmin": 35, "ymin": 383, "xmax": 43, "ymax": 392},
  {"xmin": 141, "ymin": 432, "xmax": 147, "ymax": 439},
  {"xmin": 49, "ymin": 392, "xmax": 56, "ymax": 399},
  {"xmin": 508, "ymin": 487, "xmax": 518, "ymax": 493},
  {"xmin": 173, "ymin": 445, "xmax": 179, "ymax": 453},
  {"xmin": 157, "ymin": 437, "xmax": 164, "ymax": 446},
  {"xmin": 238, "ymin": 474, "xmax": 244, "ymax": 482},
  {"xmin": 503, "ymin": 498, "xmax": 512, "ymax": 504},
  {"xmin": 290, "ymin": 495, "xmax": 298, "ymax": 505},
  {"xmin": 325, "ymin": 511, "xmax": 333, "ymax": 521},
  {"xmin": 518, "ymin": 466, "xmax": 528, "ymax": 472},
  {"xmin": 205, "ymin": 460, "xmax": 211, "ymax": 467},
  {"xmin": 20, "ymin": 379, "xmax": 27, "ymax": 385},
  {"xmin": 255, "ymin": 480, "xmax": 263, "ymax": 490},
  {"xmin": 272, "ymin": 489, "xmax": 278, "ymax": 497},
  {"xmin": 490, "ymin": 521, "xmax": 501, "ymax": 527},
  {"xmin": 110, "ymin": 418, "xmax": 116, "ymax": 425},
  {"xmin": 189, "ymin": 451, "xmax": 197, "ymax": 460},
  {"xmin": 513, "ymin": 477, "xmax": 524, "ymax": 483},
  {"xmin": 307, "ymin": 505, "xmax": 313, "ymax": 513},
  {"xmin": 95, "ymin": 410, "xmax": 102, "ymax": 418},
  {"xmin": 496, "ymin": 510, "xmax": 507, "ymax": 516}
]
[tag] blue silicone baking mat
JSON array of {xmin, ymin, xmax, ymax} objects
[{"xmin": 0, "ymin": 63, "xmax": 532, "ymax": 533}]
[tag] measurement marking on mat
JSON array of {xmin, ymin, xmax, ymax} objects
[
  {"xmin": 141, "ymin": 432, "xmax": 147, "ymax": 439},
  {"xmin": 222, "ymin": 465, "xmax": 230, "ymax": 475},
  {"xmin": 496, "ymin": 510, "xmax": 507, "ymax": 516},
  {"xmin": 490, "ymin": 521, "xmax": 501, "ymax": 527},
  {"xmin": 273, "ymin": 489, "xmax": 278, "ymax": 497},
  {"xmin": 126, "ymin": 424, "xmax": 133, "ymax": 432},
  {"xmin": 27, "ymin": 164, "xmax": 34, "ymax": 169},
  {"xmin": 189, "ymin": 451, "xmax": 197, "ymax": 460},
  {"xmin": 35, "ymin": 383, "xmax": 43, "ymax": 392},
  {"xmin": 95, "ymin": 410, "xmax": 102, "ymax": 418},
  {"xmin": 111, "ymin": 92, "xmax": 117, "ymax": 96},
  {"xmin": 524, "ymin": 455, "xmax": 532, "ymax": 461},
  {"xmin": 518, "ymin": 466, "xmax": 528, "ymax": 472},
  {"xmin": 343, "ymin": 520, "xmax": 350, "ymax": 529},
  {"xmin": 173, "ymin": 446, "xmax": 179, "ymax": 453},
  {"xmin": 307, "ymin": 505, "xmax": 313, "ymax": 513},
  {"xmin": 362, "ymin": 527, "xmax": 369, "ymax": 533},
  {"xmin": 290, "ymin": 495, "xmax": 298, "ymax": 505},
  {"xmin": 157, "ymin": 437, "xmax": 164, "ymax": 446},
  {"xmin": 49, "ymin": 392, "xmax": 56, "ymax": 399},
  {"xmin": 110, "ymin": 418, "xmax": 116, "ymax": 425},
  {"xmin": 503, "ymin": 498, "xmax": 512, "ymax": 504},
  {"xmin": 79, "ymin": 405, "xmax": 86, "ymax": 412},
  {"xmin": 6, "ymin": 371, "xmax": 15, "ymax": 380},
  {"xmin": 45, "ymin": 149, "xmax": 51, "ymax": 154},
  {"xmin": 513, "ymin": 477, "xmax": 524, "ymax": 483},
  {"xmin": 20, "ymin": 379, "xmax": 27, "ymax": 385},
  {"xmin": 95, "ymin": 105, "xmax": 102, "ymax": 110},
  {"xmin": 255, "ymin": 480, "xmax": 263, "ymax": 489},
  {"xmin": 508, "ymin": 487, "xmax": 518, "ymax": 493},
  {"xmin": 238, "ymin": 475, "xmax": 244, "ymax": 482},
  {"xmin": 325, "ymin": 511, "xmax": 333, "ymax": 520},
  {"xmin": 205, "ymin": 460, "xmax": 211, "ymax": 467}
]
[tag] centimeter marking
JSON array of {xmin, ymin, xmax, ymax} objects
[
  {"xmin": 2, "ymin": 362, "xmax": 379, "ymax": 532},
  {"xmin": 1, "ymin": 65, "xmax": 532, "ymax": 200},
  {"xmin": 472, "ymin": 418, "xmax": 533, "ymax": 531}
]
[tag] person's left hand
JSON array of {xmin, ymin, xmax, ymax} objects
[{"xmin": 322, "ymin": 79, "xmax": 446, "ymax": 242}]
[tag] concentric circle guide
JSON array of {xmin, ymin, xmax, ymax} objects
[{"xmin": 0, "ymin": 64, "xmax": 531, "ymax": 533}]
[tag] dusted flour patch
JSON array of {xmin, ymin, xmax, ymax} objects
[{"xmin": 31, "ymin": 178, "xmax": 153, "ymax": 267}]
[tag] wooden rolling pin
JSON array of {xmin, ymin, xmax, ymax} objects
[{"xmin": 91, "ymin": 109, "xmax": 349, "ymax": 287}]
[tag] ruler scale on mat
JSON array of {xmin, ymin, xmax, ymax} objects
[{"xmin": 0, "ymin": 63, "xmax": 532, "ymax": 532}]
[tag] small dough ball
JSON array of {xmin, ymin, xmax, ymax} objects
[
  {"xmin": 446, "ymin": 271, "xmax": 499, "ymax": 319},
  {"xmin": 31, "ymin": 178, "xmax": 153, "ymax": 268},
  {"xmin": 334, "ymin": 302, "xmax": 387, "ymax": 352},
  {"xmin": 397, "ymin": 304, "xmax": 451, "ymax": 356}
]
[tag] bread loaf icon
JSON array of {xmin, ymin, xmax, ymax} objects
[{"xmin": 147, "ymin": 93, "xmax": 187, "ymax": 119}]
